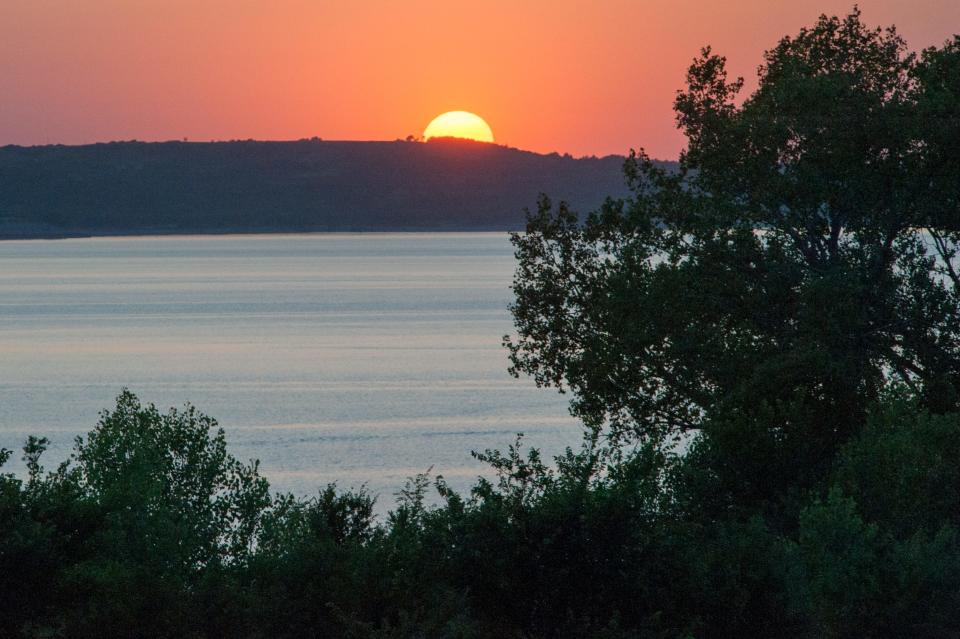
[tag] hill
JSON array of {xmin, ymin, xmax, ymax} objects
[{"xmin": 0, "ymin": 138, "xmax": 643, "ymax": 238}]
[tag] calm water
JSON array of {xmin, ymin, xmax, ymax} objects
[{"xmin": 0, "ymin": 233, "xmax": 580, "ymax": 503}]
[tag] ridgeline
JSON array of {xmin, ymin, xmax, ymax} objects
[{"xmin": 0, "ymin": 138, "xmax": 638, "ymax": 238}]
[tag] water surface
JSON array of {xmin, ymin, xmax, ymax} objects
[{"xmin": 0, "ymin": 233, "xmax": 580, "ymax": 503}]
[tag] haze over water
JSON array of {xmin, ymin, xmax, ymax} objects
[{"xmin": 0, "ymin": 233, "xmax": 579, "ymax": 501}]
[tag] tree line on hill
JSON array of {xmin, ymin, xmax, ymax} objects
[
  {"xmin": 3, "ymin": 9, "xmax": 960, "ymax": 638},
  {"xmin": 0, "ymin": 138, "xmax": 633, "ymax": 238}
]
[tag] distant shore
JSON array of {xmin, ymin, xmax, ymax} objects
[
  {"xmin": 0, "ymin": 226, "xmax": 529, "ymax": 241},
  {"xmin": 0, "ymin": 139, "xmax": 653, "ymax": 241}
]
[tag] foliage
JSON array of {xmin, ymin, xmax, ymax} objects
[{"xmin": 506, "ymin": 8, "xmax": 960, "ymax": 509}]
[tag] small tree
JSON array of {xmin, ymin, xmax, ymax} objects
[{"xmin": 72, "ymin": 389, "xmax": 271, "ymax": 569}]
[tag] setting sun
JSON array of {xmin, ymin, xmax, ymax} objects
[{"xmin": 422, "ymin": 111, "xmax": 494, "ymax": 143}]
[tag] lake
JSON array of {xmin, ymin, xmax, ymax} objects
[{"xmin": 0, "ymin": 233, "xmax": 581, "ymax": 504}]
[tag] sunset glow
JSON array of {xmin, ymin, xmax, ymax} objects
[
  {"xmin": 1, "ymin": 1, "xmax": 958, "ymax": 157},
  {"xmin": 423, "ymin": 111, "xmax": 494, "ymax": 143}
]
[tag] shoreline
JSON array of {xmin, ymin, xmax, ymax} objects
[{"xmin": 0, "ymin": 227, "xmax": 527, "ymax": 242}]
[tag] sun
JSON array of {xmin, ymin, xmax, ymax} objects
[{"xmin": 423, "ymin": 111, "xmax": 494, "ymax": 143}]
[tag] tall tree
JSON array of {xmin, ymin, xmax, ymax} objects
[{"xmin": 507, "ymin": 9, "xmax": 960, "ymax": 507}]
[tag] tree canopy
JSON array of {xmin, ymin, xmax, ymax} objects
[{"xmin": 507, "ymin": 8, "xmax": 960, "ymax": 506}]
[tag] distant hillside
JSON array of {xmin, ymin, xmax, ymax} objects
[{"xmin": 0, "ymin": 138, "xmax": 653, "ymax": 238}]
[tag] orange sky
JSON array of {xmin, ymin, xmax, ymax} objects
[{"xmin": 1, "ymin": 1, "xmax": 958, "ymax": 159}]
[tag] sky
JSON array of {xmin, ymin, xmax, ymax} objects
[{"xmin": 1, "ymin": 1, "xmax": 958, "ymax": 159}]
